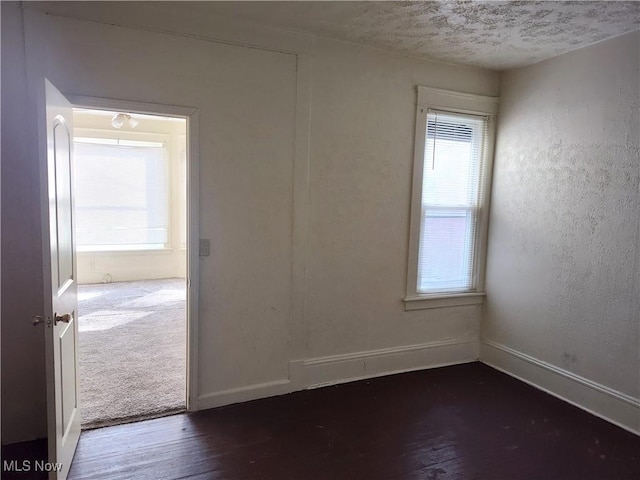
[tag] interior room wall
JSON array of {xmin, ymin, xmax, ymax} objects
[
  {"xmin": 1, "ymin": 3, "xmax": 498, "ymax": 443},
  {"xmin": 0, "ymin": 1, "xmax": 48, "ymax": 444},
  {"xmin": 304, "ymin": 36, "xmax": 497, "ymax": 361},
  {"xmin": 482, "ymin": 30, "xmax": 640, "ymax": 432},
  {"xmin": 41, "ymin": 9, "xmax": 299, "ymax": 418},
  {"xmin": 73, "ymin": 112, "xmax": 187, "ymax": 284}
]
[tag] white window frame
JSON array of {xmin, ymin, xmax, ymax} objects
[
  {"xmin": 73, "ymin": 128, "xmax": 173, "ymax": 253},
  {"xmin": 404, "ymin": 86, "xmax": 498, "ymax": 311}
]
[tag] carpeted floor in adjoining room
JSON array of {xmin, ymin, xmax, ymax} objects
[{"xmin": 78, "ymin": 278, "xmax": 187, "ymax": 429}]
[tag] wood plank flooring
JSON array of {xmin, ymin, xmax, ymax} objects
[{"xmin": 5, "ymin": 362, "xmax": 640, "ymax": 479}]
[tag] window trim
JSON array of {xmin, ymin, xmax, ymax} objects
[
  {"xmin": 73, "ymin": 128, "xmax": 173, "ymax": 252},
  {"xmin": 404, "ymin": 86, "xmax": 498, "ymax": 311}
]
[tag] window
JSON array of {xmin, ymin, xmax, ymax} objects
[
  {"xmin": 405, "ymin": 87, "xmax": 498, "ymax": 310},
  {"xmin": 73, "ymin": 138, "xmax": 170, "ymax": 251}
]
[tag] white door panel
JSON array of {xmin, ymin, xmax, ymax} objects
[{"xmin": 44, "ymin": 79, "xmax": 81, "ymax": 480}]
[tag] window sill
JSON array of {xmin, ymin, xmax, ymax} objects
[
  {"xmin": 403, "ymin": 292, "xmax": 486, "ymax": 311},
  {"xmin": 77, "ymin": 248, "xmax": 174, "ymax": 256}
]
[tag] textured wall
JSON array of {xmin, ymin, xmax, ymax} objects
[
  {"xmin": 305, "ymin": 37, "xmax": 496, "ymax": 358},
  {"xmin": 42, "ymin": 13, "xmax": 299, "ymax": 398},
  {"xmin": 2, "ymin": 10, "xmax": 297, "ymax": 442},
  {"xmin": 1, "ymin": 6, "xmax": 498, "ymax": 443},
  {"xmin": 484, "ymin": 30, "xmax": 640, "ymax": 398}
]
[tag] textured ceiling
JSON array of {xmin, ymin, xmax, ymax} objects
[{"xmin": 188, "ymin": 1, "xmax": 640, "ymax": 70}]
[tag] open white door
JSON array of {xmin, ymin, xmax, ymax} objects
[{"xmin": 41, "ymin": 79, "xmax": 81, "ymax": 479}]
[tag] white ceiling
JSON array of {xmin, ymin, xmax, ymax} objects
[{"xmin": 184, "ymin": 1, "xmax": 640, "ymax": 70}]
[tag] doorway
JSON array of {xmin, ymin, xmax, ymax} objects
[{"xmin": 72, "ymin": 108, "xmax": 189, "ymax": 429}]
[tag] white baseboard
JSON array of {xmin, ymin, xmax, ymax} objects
[
  {"xmin": 197, "ymin": 379, "xmax": 291, "ymax": 410},
  {"xmin": 480, "ymin": 338, "xmax": 640, "ymax": 435},
  {"xmin": 289, "ymin": 338, "xmax": 479, "ymax": 389},
  {"xmin": 197, "ymin": 338, "xmax": 478, "ymax": 410}
]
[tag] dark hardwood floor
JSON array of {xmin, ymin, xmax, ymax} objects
[
  {"xmin": 4, "ymin": 362, "xmax": 639, "ymax": 479},
  {"xmin": 2, "ymin": 438, "xmax": 48, "ymax": 480}
]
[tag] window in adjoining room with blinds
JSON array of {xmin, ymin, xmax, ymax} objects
[
  {"xmin": 73, "ymin": 138, "xmax": 170, "ymax": 251},
  {"xmin": 405, "ymin": 87, "xmax": 498, "ymax": 310}
]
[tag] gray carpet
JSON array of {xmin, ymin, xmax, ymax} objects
[{"xmin": 78, "ymin": 278, "xmax": 186, "ymax": 429}]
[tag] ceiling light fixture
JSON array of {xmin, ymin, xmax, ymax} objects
[{"xmin": 111, "ymin": 113, "xmax": 139, "ymax": 129}]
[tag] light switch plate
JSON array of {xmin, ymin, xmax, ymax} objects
[{"xmin": 199, "ymin": 239, "xmax": 210, "ymax": 256}]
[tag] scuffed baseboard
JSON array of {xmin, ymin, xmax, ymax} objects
[{"xmin": 480, "ymin": 338, "xmax": 640, "ymax": 436}]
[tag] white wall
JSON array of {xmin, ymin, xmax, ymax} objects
[
  {"xmin": 42, "ymin": 9, "xmax": 298, "ymax": 411},
  {"xmin": 482, "ymin": 31, "xmax": 640, "ymax": 432},
  {"xmin": 1, "ymin": 3, "xmax": 498, "ymax": 443},
  {"xmin": 305, "ymin": 37, "xmax": 495, "ymax": 359},
  {"xmin": 1, "ymin": 0, "xmax": 49, "ymax": 444}
]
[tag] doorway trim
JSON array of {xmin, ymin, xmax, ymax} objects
[{"xmin": 68, "ymin": 94, "xmax": 200, "ymax": 412}]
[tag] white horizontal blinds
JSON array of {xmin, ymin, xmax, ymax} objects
[
  {"xmin": 74, "ymin": 141, "xmax": 170, "ymax": 249},
  {"xmin": 417, "ymin": 109, "xmax": 487, "ymax": 293}
]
